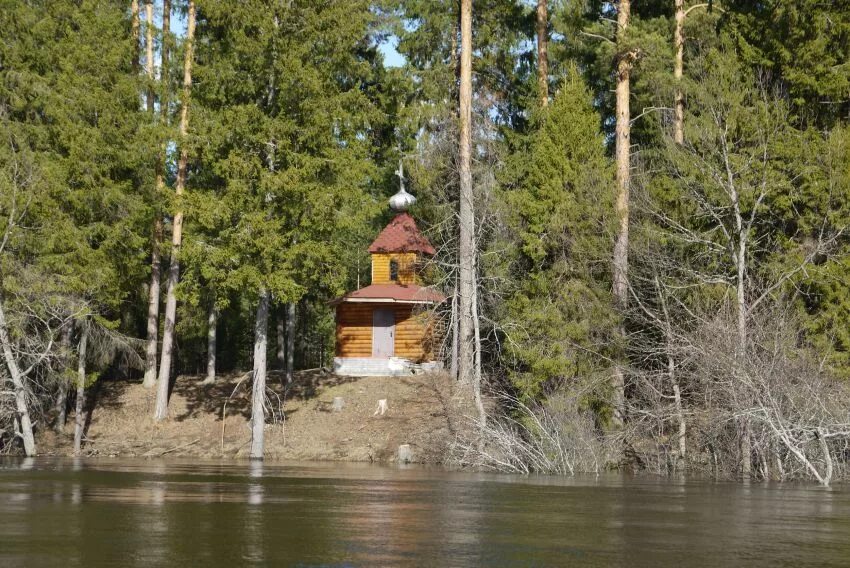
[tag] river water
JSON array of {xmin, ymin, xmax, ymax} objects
[{"xmin": 0, "ymin": 458, "xmax": 848, "ymax": 567}]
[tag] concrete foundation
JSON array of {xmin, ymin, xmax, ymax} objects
[{"xmin": 333, "ymin": 357, "xmax": 443, "ymax": 377}]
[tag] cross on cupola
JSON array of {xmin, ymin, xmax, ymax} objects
[
  {"xmin": 390, "ymin": 159, "xmax": 416, "ymax": 212},
  {"xmin": 331, "ymin": 158, "xmax": 445, "ymax": 376}
]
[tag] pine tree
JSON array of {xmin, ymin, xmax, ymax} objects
[{"xmin": 155, "ymin": 0, "xmax": 195, "ymax": 421}]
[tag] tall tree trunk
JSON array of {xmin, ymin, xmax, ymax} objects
[
  {"xmin": 450, "ymin": 4, "xmax": 460, "ymax": 108},
  {"xmin": 54, "ymin": 322, "xmax": 72, "ymax": 433},
  {"xmin": 736, "ymin": 219, "xmax": 751, "ymax": 478},
  {"xmin": 73, "ymin": 322, "xmax": 89, "ymax": 456},
  {"xmin": 536, "ymin": 0, "xmax": 549, "ymax": 107},
  {"xmin": 457, "ymin": 0, "xmax": 476, "ymax": 388},
  {"xmin": 143, "ymin": 224, "xmax": 162, "ymax": 388},
  {"xmin": 0, "ymin": 299, "xmax": 36, "ymax": 456},
  {"xmin": 450, "ymin": 290, "xmax": 459, "ymax": 380},
  {"xmin": 144, "ymin": 1, "xmax": 154, "ymax": 112},
  {"xmin": 155, "ymin": 0, "xmax": 195, "ymax": 420},
  {"xmin": 611, "ymin": 0, "xmax": 632, "ymax": 428},
  {"xmin": 285, "ymin": 302, "xmax": 295, "ymax": 384},
  {"xmin": 250, "ymin": 289, "xmax": 269, "ymax": 460},
  {"xmin": 203, "ymin": 303, "xmax": 217, "ymax": 384},
  {"xmin": 673, "ymin": 0, "xmax": 685, "ymax": 144},
  {"xmin": 143, "ymin": 0, "xmax": 170, "ymax": 388},
  {"xmin": 656, "ymin": 277, "xmax": 685, "ymax": 465},
  {"xmin": 131, "ymin": 0, "xmax": 140, "ymax": 72},
  {"xmin": 276, "ymin": 306, "xmax": 285, "ymax": 371},
  {"xmin": 472, "ymin": 275, "xmax": 486, "ymax": 430}
]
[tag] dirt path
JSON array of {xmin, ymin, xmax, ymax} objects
[{"xmin": 40, "ymin": 370, "xmax": 476, "ymax": 463}]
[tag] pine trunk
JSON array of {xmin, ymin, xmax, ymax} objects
[
  {"xmin": 536, "ymin": 0, "xmax": 548, "ymax": 107},
  {"xmin": 143, "ymin": 0, "xmax": 170, "ymax": 388},
  {"xmin": 611, "ymin": 0, "xmax": 632, "ymax": 428},
  {"xmin": 204, "ymin": 303, "xmax": 217, "ymax": 384},
  {"xmin": 54, "ymin": 322, "xmax": 72, "ymax": 432},
  {"xmin": 450, "ymin": 290, "xmax": 459, "ymax": 380},
  {"xmin": 457, "ymin": 0, "xmax": 476, "ymax": 387},
  {"xmin": 472, "ymin": 275, "xmax": 486, "ymax": 430},
  {"xmin": 155, "ymin": 0, "xmax": 195, "ymax": 420},
  {"xmin": 73, "ymin": 322, "xmax": 89, "ymax": 456},
  {"xmin": 142, "ymin": 226, "xmax": 161, "ymax": 388},
  {"xmin": 737, "ymin": 222, "xmax": 751, "ymax": 478},
  {"xmin": 0, "ymin": 298, "xmax": 36, "ymax": 456},
  {"xmin": 144, "ymin": 1, "xmax": 154, "ymax": 112},
  {"xmin": 276, "ymin": 306, "xmax": 285, "ymax": 370},
  {"xmin": 131, "ymin": 0, "xmax": 140, "ymax": 72},
  {"xmin": 250, "ymin": 289, "xmax": 270, "ymax": 460},
  {"xmin": 673, "ymin": 0, "xmax": 685, "ymax": 144},
  {"xmin": 285, "ymin": 302, "xmax": 295, "ymax": 384}
]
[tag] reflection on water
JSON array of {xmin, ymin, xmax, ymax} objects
[{"xmin": 0, "ymin": 458, "xmax": 848, "ymax": 567}]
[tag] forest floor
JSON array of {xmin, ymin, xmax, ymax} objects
[{"xmin": 38, "ymin": 369, "xmax": 478, "ymax": 464}]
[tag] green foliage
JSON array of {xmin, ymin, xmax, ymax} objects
[
  {"xmin": 0, "ymin": 0, "xmax": 149, "ymax": 312},
  {"xmin": 721, "ymin": 0, "xmax": 850, "ymax": 127},
  {"xmin": 190, "ymin": 0, "xmax": 386, "ymax": 306},
  {"xmin": 4, "ymin": 0, "xmax": 850, "ymax": 447},
  {"xmin": 496, "ymin": 69, "xmax": 616, "ymax": 402}
]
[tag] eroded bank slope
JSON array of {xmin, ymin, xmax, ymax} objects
[{"xmin": 40, "ymin": 370, "xmax": 476, "ymax": 463}]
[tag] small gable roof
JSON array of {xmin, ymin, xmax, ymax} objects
[
  {"xmin": 368, "ymin": 213, "xmax": 436, "ymax": 255},
  {"xmin": 332, "ymin": 283, "xmax": 446, "ymax": 305}
]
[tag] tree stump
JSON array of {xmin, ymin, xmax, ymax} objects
[{"xmin": 398, "ymin": 444, "xmax": 413, "ymax": 463}]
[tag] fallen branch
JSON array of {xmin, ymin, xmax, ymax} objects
[
  {"xmin": 220, "ymin": 371, "xmax": 252, "ymax": 455},
  {"xmin": 157, "ymin": 438, "xmax": 200, "ymax": 456}
]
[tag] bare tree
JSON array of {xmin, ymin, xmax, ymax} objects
[
  {"xmin": 688, "ymin": 305, "xmax": 850, "ymax": 486},
  {"xmin": 452, "ymin": 392, "xmax": 617, "ymax": 475},
  {"xmin": 612, "ymin": 0, "xmax": 635, "ymax": 428},
  {"xmin": 457, "ymin": 0, "xmax": 485, "ymax": 431},
  {"xmin": 143, "ymin": 0, "xmax": 171, "ymax": 388},
  {"xmin": 250, "ymin": 289, "xmax": 269, "ymax": 459},
  {"xmin": 0, "ymin": 144, "xmax": 73, "ymax": 455},
  {"xmin": 53, "ymin": 322, "xmax": 72, "ymax": 433},
  {"xmin": 72, "ymin": 320, "xmax": 88, "ymax": 455},
  {"xmin": 639, "ymin": 66, "xmax": 843, "ymax": 477},
  {"xmin": 0, "ymin": 299, "xmax": 39, "ymax": 456},
  {"xmin": 457, "ymin": 0, "xmax": 475, "ymax": 387},
  {"xmin": 155, "ymin": 0, "xmax": 195, "ymax": 420},
  {"xmin": 203, "ymin": 302, "xmax": 217, "ymax": 384}
]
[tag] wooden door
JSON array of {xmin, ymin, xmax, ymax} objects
[{"xmin": 372, "ymin": 308, "xmax": 395, "ymax": 357}]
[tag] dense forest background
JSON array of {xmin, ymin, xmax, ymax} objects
[{"xmin": 2, "ymin": 0, "xmax": 850, "ymax": 483}]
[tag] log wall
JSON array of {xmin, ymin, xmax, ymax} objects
[
  {"xmin": 335, "ymin": 303, "xmax": 436, "ymax": 361},
  {"xmin": 371, "ymin": 252, "xmax": 419, "ymax": 285}
]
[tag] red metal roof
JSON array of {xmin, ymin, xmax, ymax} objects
[
  {"xmin": 368, "ymin": 213, "xmax": 436, "ymax": 255},
  {"xmin": 333, "ymin": 283, "xmax": 446, "ymax": 305}
]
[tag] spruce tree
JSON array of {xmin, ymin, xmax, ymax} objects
[
  {"xmin": 497, "ymin": 70, "xmax": 616, "ymax": 404},
  {"xmin": 191, "ymin": 0, "xmax": 383, "ymax": 456}
]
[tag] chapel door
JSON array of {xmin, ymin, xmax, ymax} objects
[{"xmin": 372, "ymin": 308, "xmax": 395, "ymax": 357}]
